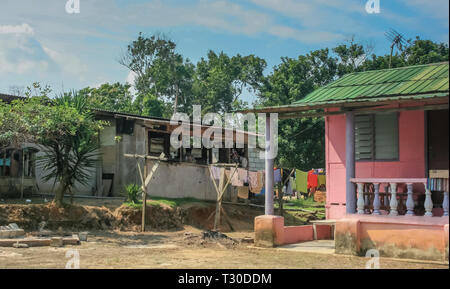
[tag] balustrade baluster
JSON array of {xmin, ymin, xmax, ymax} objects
[
  {"xmin": 357, "ymin": 183, "xmax": 365, "ymax": 215},
  {"xmin": 406, "ymin": 183, "xmax": 415, "ymax": 216},
  {"xmin": 424, "ymin": 182, "xmax": 433, "ymax": 217},
  {"xmin": 389, "ymin": 183, "xmax": 398, "ymax": 216},
  {"xmin": 373, "ymin": 183, "xmax": 381, "ymax": 215},
  {"xmin": 384, "ymin": 185, "xmax": 390, "ymax": 212},
  {"xmin": 443, "ymin": 191, "xmax": 449, "ymax": 217},
  {"xmin": 364, "ymin": 184, "xmax": 370, "ymax": 214}
]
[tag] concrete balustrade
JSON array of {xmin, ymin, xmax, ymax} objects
[{"xmin": 350, "ymin": 178, "xmax": 449, "ymax": 217}]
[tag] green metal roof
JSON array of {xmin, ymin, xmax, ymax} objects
[{"xmin": 294, "ymin": 62, "xmax": 449, "ymax": 106}]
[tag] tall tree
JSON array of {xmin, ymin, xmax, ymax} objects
[
  {"xmin": 258, "ymin": 48, "xmax": 338, "ymax": 170},
  {"xmin": 192, "ymin": 51, "xmax": 266, "ymax": 114},
  {"xmin": 79, "ymin": 82, "xmax": 136, "ymax": 113},
  {"xmin": 119, "ymin": 33, "xmax": 177, "ymax": 96}
]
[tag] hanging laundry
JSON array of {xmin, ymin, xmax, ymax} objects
[
  {"xmin": 237, "ymin": 168, "xmax": 248, "ymax": 184},
  {"xmin": 295, "ymin": 169, "xmax": 308, "ymax": 193},
  {"xmin": 230, "ymin": 168, "xmax": 243, "ymax": 186},
  {"xmin": 286, "ymin": 179, "xmax": 293, "ymax": 196},
  {"xmin": 250, "ymin": 171, "xmax": 264, "ymax": 193},
  {"xmin": 274, "ymin": 168, "xmax": 282, "ymax": 183},
  {"xmin": 317, "ymin": 174, "xmax": 326, "ymax": 187},
  {"xmin": 211, "ymin": 166, "xmax": 221, "ymax": 180},
  {"xmin": 249, "ymin": 171, "xmax": 258, "ymax": 190},
  {"xmin": 307, "ymin": 170, "xmax": 318, "ymax": 189},
  {"xmin": 290, "ymin": 176, "xmax": 296, "ymax": 191},
  {"xmin": 237, "ymin": 186, "xmax": 249, "ymax": 199}
]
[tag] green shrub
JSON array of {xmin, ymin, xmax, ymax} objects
[{"xmin": 123, "ymin": 184, "xmax": 140, "ymax": 204}]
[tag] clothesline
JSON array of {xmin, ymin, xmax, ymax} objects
[{"xmin": 209, "ymin": 165, "xmax": 326, "ymax": 197}]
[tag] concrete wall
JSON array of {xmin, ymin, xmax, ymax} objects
[
  {"xmin": 254, "ymin": 215, "xmax": 333, "ymax": 247},
  {"xmin": 335, "ymin": 215, "xmax": 449, "ymax": 261},
  {"xmin": 145, "ymin": 160, "xmax": 219, "ymax": 201},
  {"xmin": 0, "ymin": 177, "xmax": 35, "ymax": 197},
  {"xmin": 325, "ymin": 110, "xmax": 426, "ymax": 219}
]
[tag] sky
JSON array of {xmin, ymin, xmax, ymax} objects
[{"xmin": 0, "ymin": 0, "xmax": 449, "ymax": 102}]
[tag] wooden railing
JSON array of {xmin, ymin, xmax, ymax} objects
[{"xmin": 350, "ymin": 178, "xmax": 449, "ymax": 217}]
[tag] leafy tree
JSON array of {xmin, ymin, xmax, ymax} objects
[
  {"xmin": 119, "ymin": 33, "xmax": 177, "ymax": 94},
  {"xmin": 257, "ymin": 49, "xmax": 338, "ymax": 170},
  {"xmin": 0, "ymin": 89, "xmax": 105, "ymax": 205},
  {"xmin": 79, "ymin": 82, "xmax": 136, "ymax": 113},
  {"xmin": 192, "ymin": 51, "xmax": 266, "ymax": 114},
  {"xmin": 403, "ymin": 37, "xmax": 449, "ymax": 65},
  {"xmin": 119, "ymin": 33, "xmax": 197, "ymax": 116}
]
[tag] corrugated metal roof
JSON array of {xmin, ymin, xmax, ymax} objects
[{"xmin": 293, "ymin": 62, "xmax": 449, "ymax": 105}]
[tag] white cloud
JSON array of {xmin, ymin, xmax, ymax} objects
[
  {"xmin": 0, "ymin": 32, "xmax": 50, "ymax": 75},
  {"xmin": 0, "ymin": 23, "xmax": 34, "ymax": 35},
  {"xmin": 0, "ymin": 23, "xmax": 86, "ymax": 80},
  {"xmin": 42, "ymin": 46, "xmax": 88, "ymax": 79}
]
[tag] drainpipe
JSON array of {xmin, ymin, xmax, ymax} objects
[
  {"xmin": 265, "ymin": 113, "xmax": 274, "ymax": 215},
  {"xmin": 345, "ymin": 111, "xmax": 356, "ymax": 214}
]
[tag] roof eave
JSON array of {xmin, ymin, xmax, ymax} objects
[{"xmin": 238, "ymin": 93, "xmax": 449, "ymax": 115}]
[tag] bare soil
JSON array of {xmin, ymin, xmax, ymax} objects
[
  {"xmin": 0, "ymin": 228, "xmax": 447, "ymax": 269},
  {"xmin": 2, "ymin": 199, "xmax": 445, "ymax": 269},
  {"xmin": 0, "ymin": 200, "xmax": 263, "ymax": 232}
]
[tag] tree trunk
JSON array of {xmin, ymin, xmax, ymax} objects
[
  {"xmin": 277, "ymin": 183, "xmax": 284, "ymax": 217},
  {"xmin": 53, "ymin": 182, "xmax": 67, "ymax": 206}
]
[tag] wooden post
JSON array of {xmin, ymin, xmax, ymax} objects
[
  {"xmin": 208, "ymin": 163, "xmax": 238, "ymax": 231},
  {"xmin": 125, "ymin": 153, "xmax": 166, "ymax": 233},
  {"xmin": 214, "ymin": 168, "xmax": 225, "ymax": 231},
  {"xmin": 141, "ymin": 161, "xmax": 147, "ymax": 232}
]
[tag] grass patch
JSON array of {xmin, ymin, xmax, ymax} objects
[
  {"xmin": 275, "ymin": 197, "xmax": 325, "ymax": 212},
  {"xmin": 123, "ymin": 201, "xmax": 143, "ymax": 209},
  {"xmin": 123, "ymin": 197, "xmax": 205, "ymax": 209},
  {"xmin": 146, "ymin": 197, "xmax": 205, "ymax": 208}
]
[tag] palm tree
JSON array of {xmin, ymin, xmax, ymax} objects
[{"xmin": 39, "ymin": 91, "xmax": 102, "ymax": 205}]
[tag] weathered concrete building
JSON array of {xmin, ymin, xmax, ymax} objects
[{"xmin": 1, "ymin": 94, "xmax": 264, "ymax": 201}]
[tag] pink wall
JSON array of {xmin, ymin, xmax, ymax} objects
[{"xmin": 325, "ymin": 110, "xmax": 426, "ymax": 219}]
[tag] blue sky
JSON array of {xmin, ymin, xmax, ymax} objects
[{"xmin": 0, "ymin": 0, "xmax": 448, "ymax": 102}]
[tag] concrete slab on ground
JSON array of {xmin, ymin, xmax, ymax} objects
[{"xmin": 277, "ymin": 240, "xmax": 335, "ymax": 254}]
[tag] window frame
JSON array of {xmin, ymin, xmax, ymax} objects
[{"xmin": 355, "ymin": 112, "xmax": 400, "ymax": 162}]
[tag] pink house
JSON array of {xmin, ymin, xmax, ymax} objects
[{"xmin": 248, "ymin": 62, "xmax": 449, "ymax": 261}]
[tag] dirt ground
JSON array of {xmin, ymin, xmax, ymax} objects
[
  {"xmin": 0, "ymin": 227, "xmax": 448, "ymax": 269},
  {"xmin": 1, "ymin": 198, "xmax": 448, "ymax": 269}
]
